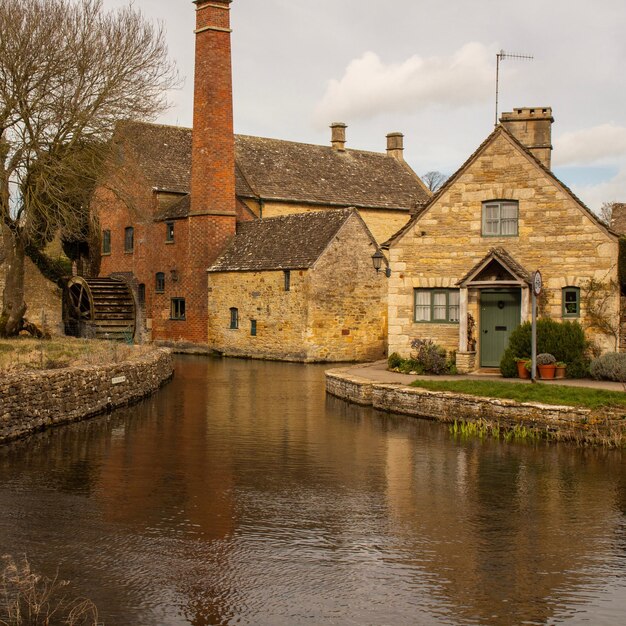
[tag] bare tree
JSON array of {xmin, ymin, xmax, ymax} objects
[
  {"xmin": 0, "ymin": 0, "xmax": 178, "ymax": 336},
  {"xmin": 599, "ymin": 201, "xmax": 617, "ymax": 227},
  {"xmin": 421, "ymin": 170, "xmax": 449, "ymax": 193}
]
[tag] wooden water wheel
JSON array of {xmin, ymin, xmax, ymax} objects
[{"xmin": 64, "ymin": 277, "xmax": 136, "ymax": 341}]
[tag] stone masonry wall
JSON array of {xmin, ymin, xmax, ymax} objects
[
  {"xmin": 0, "ymin": 348, "xmax": 173, "ymax": 445},
  {"xmin": 389, "ymin": 131, "xmax": 619, "ymax": 360}
]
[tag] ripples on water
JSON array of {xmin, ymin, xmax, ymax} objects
[{"xmin": 0, "ymin": 356, "xmax": 625, "ymax": 625}]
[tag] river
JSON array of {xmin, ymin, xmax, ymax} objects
[{"xmin": 1, "ymin": 356, "xmax": 625, "ymax": 625}]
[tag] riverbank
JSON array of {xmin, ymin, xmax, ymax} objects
[
  {"xmin": 326, "ymin": 362, "xmax": 626, "ymax": 445},
  {"xmin": 0, "ymin": 346, "xmax": 173, "ymax": 445}
]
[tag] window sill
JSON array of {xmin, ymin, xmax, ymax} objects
[
  {"xmin": 101, "ymin": 252, "xmax": 111, "ymax": 256},
  {"xmin": 124, "ymin": 250, "xmax": 134, "ymax": 254},
  {"xmin": 413, "ymin": 321, "xmax": 459, "ymax": 325},
  {"xmin": 170, "ymin": 317, "xmax": 186, "ymax": 321},
  {"xmin": 165, "ymin": 240, "xmax": 174, "ymax": 245}
]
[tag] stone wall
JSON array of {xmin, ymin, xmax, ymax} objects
[
  {"xmin": 326, "ymin": 368, "xmax": 626, "ymax": 444},
  {"xmin": 0, "ymin": 348, "xmax": 173, "ymax": 445},
  {"xmin": 389, "ymin": 129, "xmax": 620, "ymax": 360}
]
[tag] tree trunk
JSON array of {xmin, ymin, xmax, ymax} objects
[{"xmin": 1, "ymin": 226, "xmax": 27, "ymax": 337}]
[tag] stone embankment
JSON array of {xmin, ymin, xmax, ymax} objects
[
  {"xmin": 0, "ymin": 348, "xmax": 173, "ymax": 445},
  {"xmin": 326, "ymin": 368, "xmax": 626, "ymax": 445}
]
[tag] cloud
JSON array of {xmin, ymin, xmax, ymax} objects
[
  {"xmin": 313, "ymin": 43, "xmax": 495, "ymax": 127},
  {"xmin": 571, "ymin": 166, "xmax": 626, "ymax": 212},
  {"xmin": 554, "ymin": 124, "xmax": 626, "ymax": 166}
]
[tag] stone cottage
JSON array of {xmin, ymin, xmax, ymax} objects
[
  {"xmin": 386, "ymin": 107, "xmax": 620, "ymax": 372},
  {"xmin": 92, "ymin": 0, "xmax": 428, "ymax": 346},
  {"xmin": 207, "ymin": 209, "xmax": 388, "ymax": 362}
]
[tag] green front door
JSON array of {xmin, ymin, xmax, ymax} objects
[{"xmin": 480, "ymin": 290, "xmax": 521, "ymax": 367}]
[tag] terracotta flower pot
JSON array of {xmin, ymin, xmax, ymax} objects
[
  {"xmin": 516, "ymin": 360, "xmax": 530, "ymax": 379},
  {"xmin": 555, "ymin": 365, "xmax": 566, "ymax": 379},
  {"xmin": 538, "ymin": 364, "xmax": 556, "ymax": 380}
]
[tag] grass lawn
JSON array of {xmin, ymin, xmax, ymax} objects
[
  {"xmin": 0, "ymin": 337, "xmax": 151, "ymax": 372},
  {"xmin": 410, "ymin": 379, "xmax": 626, "ymax": 410}
]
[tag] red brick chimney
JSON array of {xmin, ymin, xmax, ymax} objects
[{"xmin": 191, "ymin": 0, "xmax": 237, "ymax": 218}]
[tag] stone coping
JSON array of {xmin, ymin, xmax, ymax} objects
[
  {"xmin": 325, "ymin": 367, "xmax": 626, "ymax": 445},
  {"xmin": 0, "ymin": 348, "xmax": 174, "ymax": 445}
]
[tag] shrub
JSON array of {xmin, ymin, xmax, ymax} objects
[
  {"xmin": 536, "ymin": 353, "xmax": 556, "ymax": 365},
  {"xmin": 410, "ymin": 338, "xmax": 449, "ymax": 375},
  {"xmin": 590, "ymin": 352, "xmax": 626, "ymax": 382},
  {"xmin": 388, "ymin": 352, "xmax": 403, "ymax": 370},
  {"xmin": 500, "ymin": 319, "xmax": 589, "ymax": 378}
]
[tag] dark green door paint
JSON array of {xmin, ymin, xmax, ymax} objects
[{"xmin": 480, "ymin": 289, "xmax": 521, "ymax": 367}]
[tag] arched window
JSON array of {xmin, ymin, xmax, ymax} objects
[
  {"xmin": 229, "ymin": 307, "xmax": 239, "ymax": 329},
  {"xmin": 155, "ymin": 272, "xmax": 165, "ymax": 293},
  {"xmin": 124, "ymin": 226, "xmax": 134, "ymax": 252},
  {"xmin": 562, "ymin": 286, "xmax": 580, "ymax": 318}
]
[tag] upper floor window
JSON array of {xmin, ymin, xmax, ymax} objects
[
  {"xmin": 155, "ymin": 272, "xmax": 165, "ymax": 293},
  {"xmin": 124, "ymin": 226, "xmax": 134, "ymax": 252},
  {"xmin": 251, "ymin": 319, "xmax": 257, "ymax": 336},
  {"xmin": 414, "ymin": 289, "xmax": 460, "ymax": 323},
  {"xmin": 284, "ymin": 270, "xmax": 291, "ymax": 291},
  {"xmin": 138, "ymin": 283, "xmax": 145, "ymax": 306},
  {"xmin": 102, "ymin": 229, "xmax": 111, "ymax": 254},
  {"xmin": 230, "ymin": 307, "xmax": 239, "ymax": 329},
  {"xmin": 482, "ymin": 201, "xmax": 518, "ymax": 237},
  {"xmin": 171, "ymin": 298, "xmax": 185, "ymax": 320},
  {"xmin": 166, "ymin": 221, "xmax": 174, "ymax": 243},
  {"xmin": 562, "ymin": 286, "xmax": 580, "ymax": 318}
]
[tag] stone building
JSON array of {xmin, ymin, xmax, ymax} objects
[
  {"xmin": 207, "ymin": 209, "xmax": 388, "ymax": 362},
  {"xmin": 93, "ymin": 0, "xmax": 428, "ymax": 346},
  {"xmin": 386, "ymin": 107, "xmax": 620, "ymax": 372}
]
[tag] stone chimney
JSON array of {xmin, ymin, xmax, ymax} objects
[
  {"xmin": 190, "ymin": 0, "xmax": 237, "ymax": 217},
  {"xmin": 330, "ymin": 123, "xmax": 347, "ymax": 151},
  {"xmin": 499, "ymin": 107, "xmax": 554, "ymax": 169},
  {"xmin": 386, "ymin": 132, "xmax": 404, "ymax": 161}
]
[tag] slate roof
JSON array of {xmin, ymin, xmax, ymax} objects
[
  {"xmin": 457, "ymin": 247, "xmax": 531, "ymax": 286},
  {"xmin": 155, "ymin": 194, "xmax": 190, "ymax": 221},
  {"xmin": 114, "ymin": 121, "xmax": 429, "ymax": 212},
  {"xmin": 208, "ymin": 209, "xmax": 356, "ymax": 272}
]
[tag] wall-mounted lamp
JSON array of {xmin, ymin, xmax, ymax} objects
[
  {"xmin": 170, "ymin": 269, "xmax": 179, "ymax": 282},
  {"xmin": 371, "ymin": 250, "xmax": 391, "ymax": 278}
]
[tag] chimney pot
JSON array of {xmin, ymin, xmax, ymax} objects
[
  {"xmin": 386, "ymin": 132, "xmax": 404, "ymax": 161},
  {"xmin": 330, "ymin": 122, "xmax": 347, "ymax": 151}
]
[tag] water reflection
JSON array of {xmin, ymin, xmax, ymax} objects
[{"xmin": 0, "ymin": 356, "xmax": 625, "ymax": 625}]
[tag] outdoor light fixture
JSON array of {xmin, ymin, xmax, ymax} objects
[{"xmin": 371, "ymin": 250, "xmax": 392, "ymax": 278}]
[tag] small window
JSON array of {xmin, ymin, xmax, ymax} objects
[
  {"xmin": 124, "ymin": 226, "xmax": 134, "ymax": 252},
  {"xmin": 230, "ymin": 307, "xmax": 239, "ymax": 329},
  {"xmin": 155, "ymin": 272, "xmax": 165, "ymax": 293},
  {"xmin": 284, "ymin": 270, "xmax": 291, "ymax": 292},
  {"xmin": 562, "ymin": 287, "xmax": 580, "ymax": 318},
  {"xmin": 138, "ymin": 283, "xmax": 145, "ymax": 306},
  {"xmin": 171, "ymin": 298, "xmax": 185, "ymax": 320},
  {"xmin": 102, "ymin": 229, "xmax": 111, "ymax": 254},
  {"xmin": 251, "ymin": 319, "xmax": 257, "ymax": 336},
  {"xmin": 414, "ymin": 289, "xmax": 460, "ymax": 323},
  {"xmin": 482, "ymin": 201, "xmax": 518, "ymax": 237},
  {"xmin": 165, "ymin": 221, "xmax": 174, "ymax": 243}
]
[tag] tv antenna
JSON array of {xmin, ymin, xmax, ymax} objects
[{"xmin": 495, "ymin": 50, "xmax": 533, "ymax": 126}]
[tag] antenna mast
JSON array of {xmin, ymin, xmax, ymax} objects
[{"xmin": 495, "ymin": 50, "xmax": 533, "ymax": 126}]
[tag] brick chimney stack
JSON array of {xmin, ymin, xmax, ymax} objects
[
  {"xmin": 500, "ymin": 107, "xmax": 554, "ymax": 169},
  {"xmin": 191, "ymin": 0, "xmax": 236, "ymax": 217},
  {"xmin": 330, "ymin": 123, "xmax": 347, "ymax": 151},
  {"xmin": 386, "ymin": 132, "xmax": 404, "ymax": 161}
]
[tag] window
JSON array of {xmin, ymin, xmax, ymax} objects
[
  {"xmin": 414, "ymin": 289, "xmax": 460, "ymax": 323},
  {"xmin": 124, "ymin": 226, "xmax": 134, "ymax": 252},
  {"xmin": 251, "ymin": 319, "xmax": 257, "ymax": 336},
  {"xmin": 166, "ymin": 221, "xmax": 174, "ymax": 243},
  {"xmin": 138, "ymin": 283, "xmax": 145, "ymax": 306},
  {"xmin": 562, "ymin": 287, "xmax": 580, "ymax": 318},
  {"xmin": 284, "ymin": 270, "xmax": 291, "ymax": 291},
  {"xmin": 155, "ymin": 272, "xmax": 165, "ymax": 293},
  {"xmin": 230, "ymin": 307, "xmax": 239, "ymax": 329},
  {"xmin": 171, "ymin": 298, "xmax": 185, "ymax": 320},
  {"xmin": 102, "ymin": 229, "xmax": 111, "ymax": 254},
  {"xmin": 482, "ymin": 201, "xmax": 518, "ymax": 237}
]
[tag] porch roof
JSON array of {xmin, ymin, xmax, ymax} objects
[{"xmin": 457, "ymin": 247, "xmax": 532, "ymax": 288}]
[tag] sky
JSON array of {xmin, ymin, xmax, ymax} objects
[{"xmin": 101, "ymin": 0, "xmax": 626, "ymax": 213}]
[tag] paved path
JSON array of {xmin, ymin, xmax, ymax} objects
[{"xmin": 340, "ymin": 360, "xmax": 626, "ymax": 393}]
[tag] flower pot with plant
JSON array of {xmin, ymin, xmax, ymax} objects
[
  {"xmin": 537, "ymin": 353, "xmax": 557, "ymax": 379},
  {"xmin": 555, "ymin": 362, "xmax": 566, "ymax": 379},
  {"xmin": 515, "ymin": 357, "xmax": 531, "ymax": 379}
]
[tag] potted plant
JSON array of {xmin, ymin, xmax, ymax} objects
[
  {"xmin": 515, "ymin": 357, "xmax": 531, "ymax": 379},
  {"xmin": 555, "ymin": 361, "xmax": 567, "ymax": 379},
  {"xmin": 537, "ymin": 353, "xmax": 557, "ymax": 379}
]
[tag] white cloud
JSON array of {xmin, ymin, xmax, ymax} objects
[
  {"xmin": 554, "ymin": 124, "xmax": 626, "ymax": 166},
  {"xmin": 571, "ymin": 166, "xmax": 626, "ymax": 212},
  {"xmin": 313, "ymin": 43, "xmax": 495, "ymax": 127}
]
